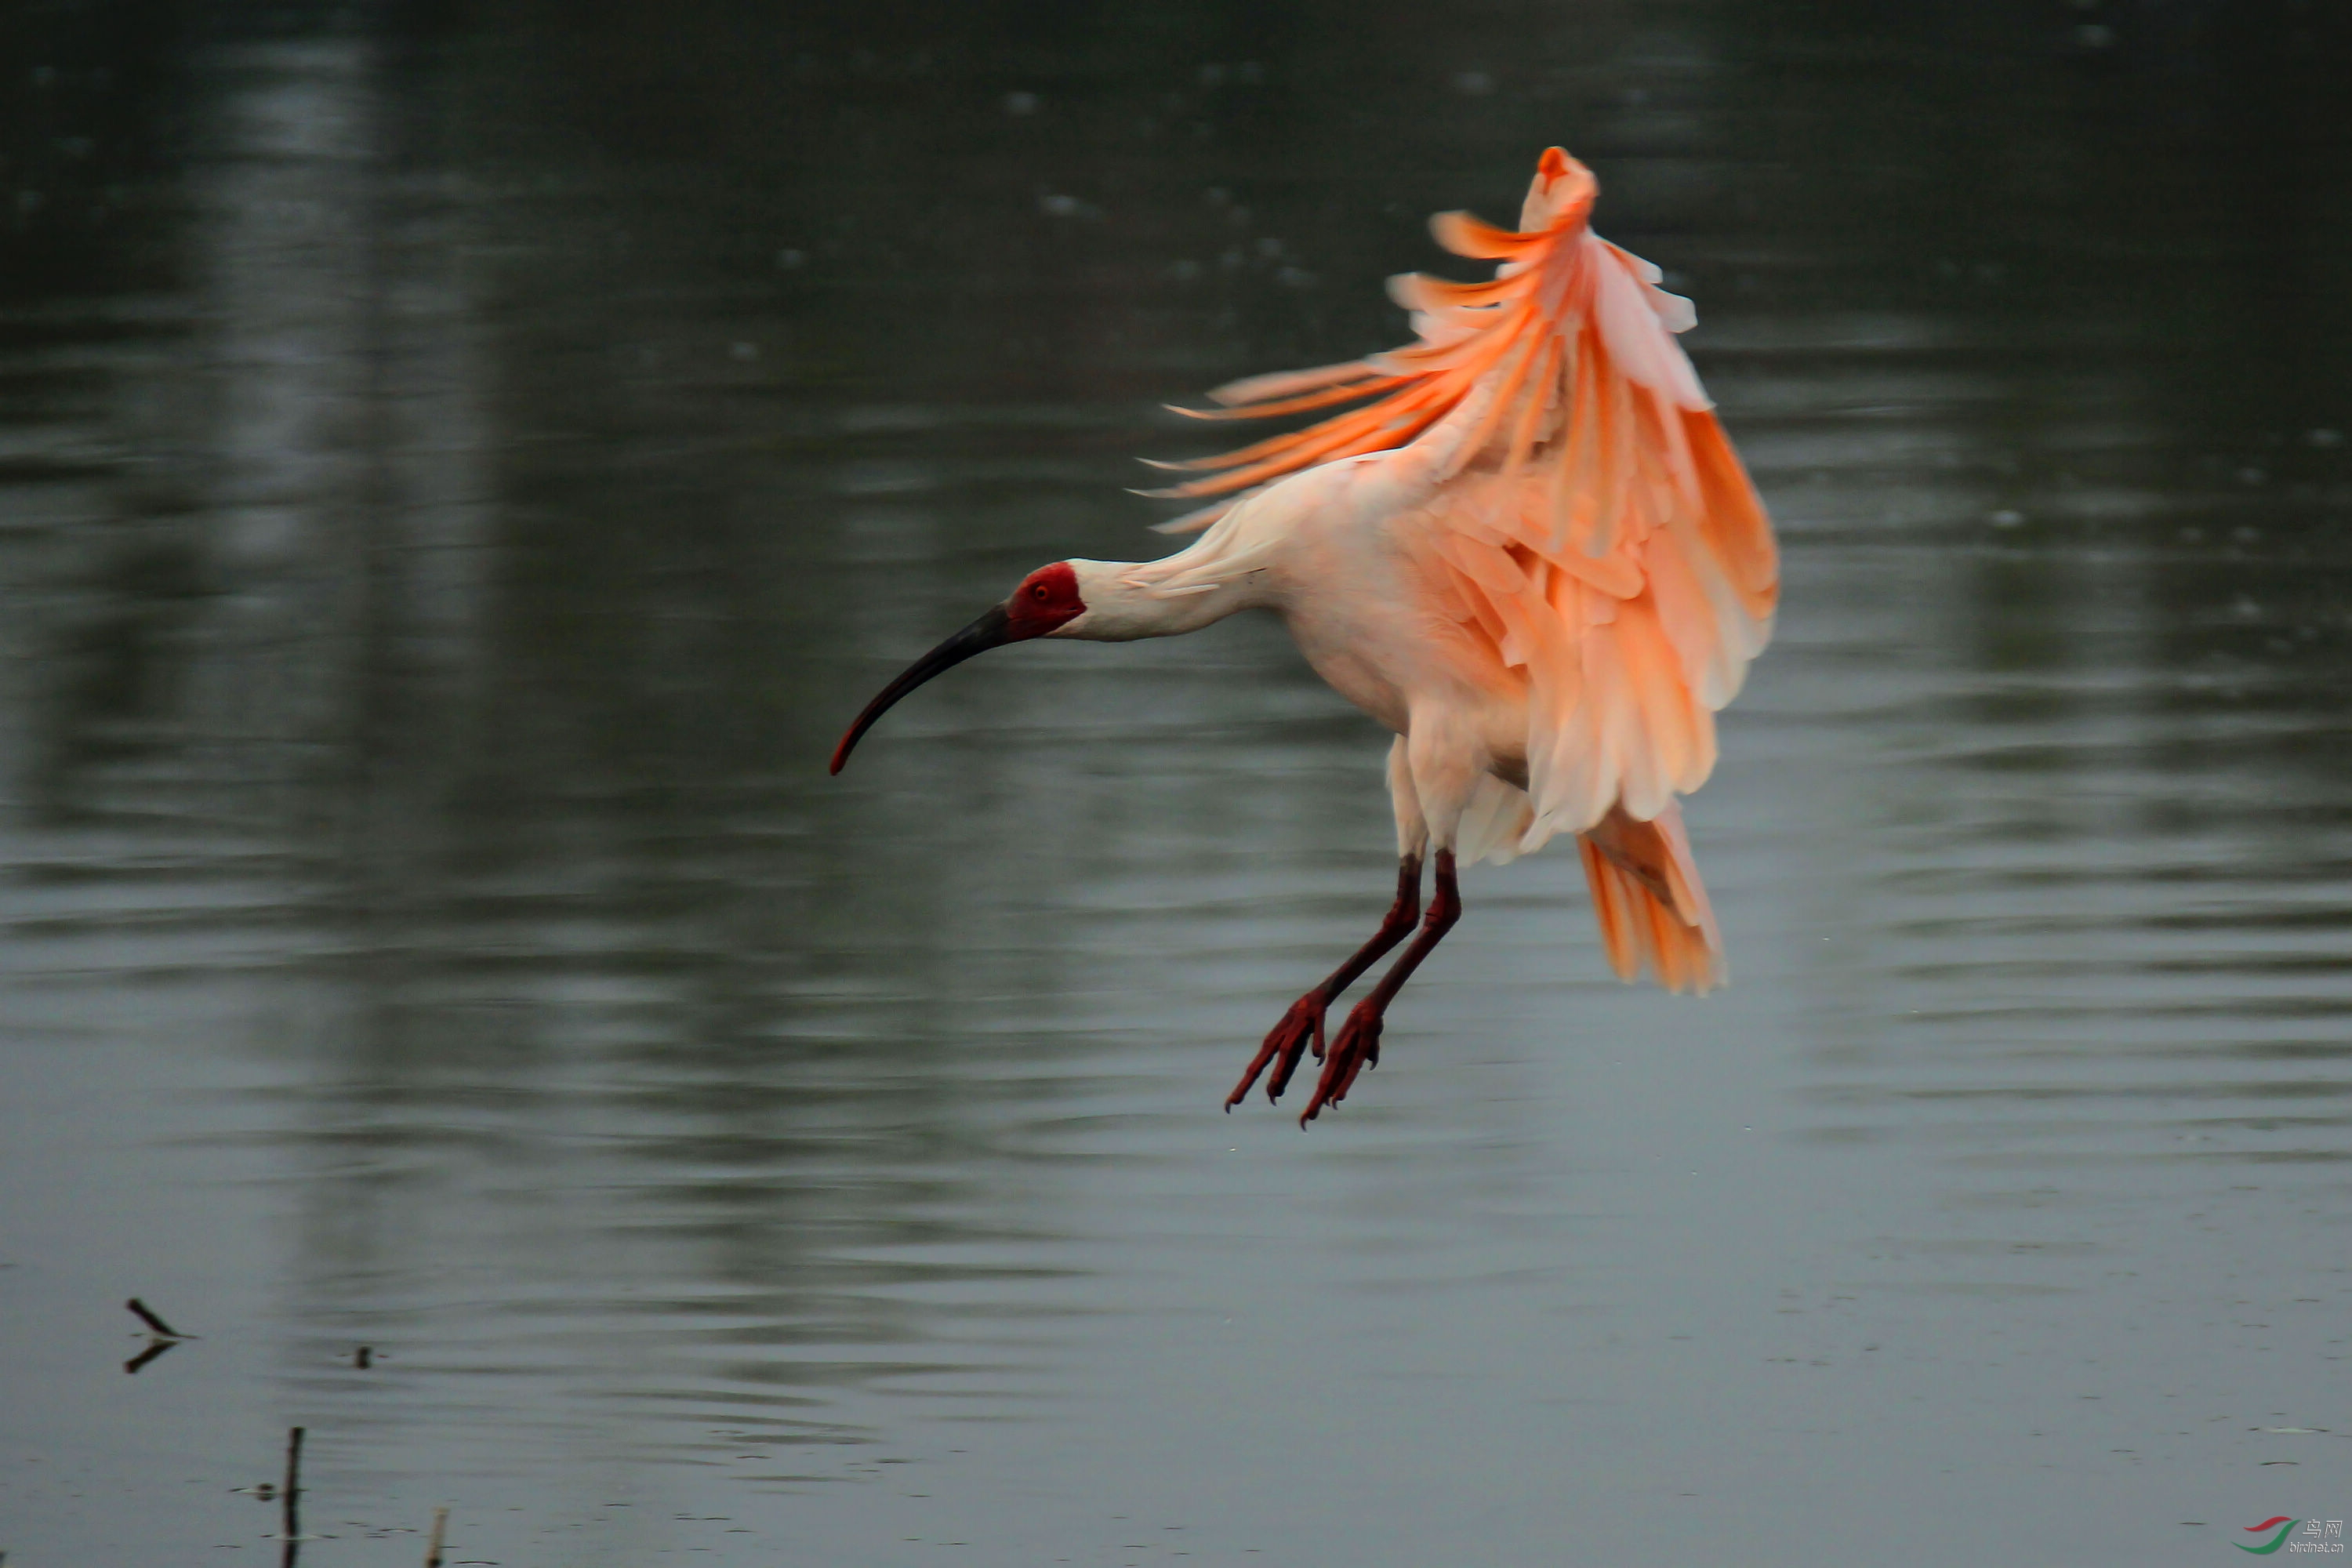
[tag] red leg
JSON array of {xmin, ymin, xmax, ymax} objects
[
  {"xmin": 1225, "ymin": 855, "xmax": 1422, "ymax": 1109},
  {"xmin": 1301, "ymin": 850, "xmax": 1461, "ymax": 1124}
]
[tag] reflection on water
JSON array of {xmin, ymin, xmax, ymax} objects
[{"xmin": 2, "ymin": 2, "xmax": 2349, "ymax": 1564}]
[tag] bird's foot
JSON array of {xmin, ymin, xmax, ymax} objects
[
  {"xmin": 1224, "ymin": 993, "xmax": 1325, "ymax": 1110},
  {"xmin": 1300, "ymin": 1001, "xmax": 1383, "ymax": 1124}
]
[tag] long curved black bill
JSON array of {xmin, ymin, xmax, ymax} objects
[{"xmin": 829, "ymin": 602, "xmax": 1013, "ymax": 775}]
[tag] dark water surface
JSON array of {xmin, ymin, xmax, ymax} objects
[{"xmin": 3, "ymin": 2, "xmax": 2350, "ymax": 1563}]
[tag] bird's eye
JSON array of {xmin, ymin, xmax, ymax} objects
[{"xmin": 1031, "ymin": 583, "xmax": 1049, "ymax": 600}]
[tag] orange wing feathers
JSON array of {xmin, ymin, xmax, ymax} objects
[{"xmin": 1156, "ymin": 149, "xmax": 1778, "ymax": 862}]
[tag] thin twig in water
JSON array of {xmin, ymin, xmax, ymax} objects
[
  {"xmin": 424, "ymin": 1506, "xmax": 448, "ymax": 1568},
  {"xmin": 278, "ymin": 1425, "xmax": 304, "ymax": 1568},
  {"xmin": 124, "ymin": 1338, "xmax": 179, "ymax": 1376}
]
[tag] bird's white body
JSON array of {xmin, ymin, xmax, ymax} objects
[
  {"xmin": 1063, "ymin": 455, "xmax": 1435, "ymax": 744},
  {"xmin": 1060, "ymin": 455, "xmax": 1526, "ymax": 862}
]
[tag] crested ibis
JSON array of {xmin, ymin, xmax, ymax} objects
[{"xmin": 831, "ymin": 149, "xmax": 1779, "ymax": 1124}]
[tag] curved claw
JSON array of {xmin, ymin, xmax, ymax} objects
[
  {"xmin": 1225, "ymin": 993, "xmax": 1326, "ymax": 1109},
  {"xmin": 1300, "ymin": 1002, "xmax": 1384, "ymax": 1123}
]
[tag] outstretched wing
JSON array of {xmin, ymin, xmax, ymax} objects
[{"xmin": 1151, "ymin": 148, "xmax": 1777, "ymax": 845}]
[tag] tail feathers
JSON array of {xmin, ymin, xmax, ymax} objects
[{"xmin": 1576, "ymin": 801, "xmax": 1724, "ymax": 994}]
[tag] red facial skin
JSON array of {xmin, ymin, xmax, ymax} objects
[{"xmin": 1004, "ymin": 561, "xmax": 1087, "ymax": 638}]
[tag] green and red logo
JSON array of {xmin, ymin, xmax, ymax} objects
[{"xmin": 2238, "ymin": 1519, "xmax": 2299, "ymax": 1555}]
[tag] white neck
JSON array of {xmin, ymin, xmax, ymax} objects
[{"xmin": 1047, "ymin": 557, "xmax": 1268, "ymax": 642}]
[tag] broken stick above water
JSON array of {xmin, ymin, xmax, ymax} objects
[{"xmin": 126, "ymin": 1298, "xmax": 193, "ymax": 1338}]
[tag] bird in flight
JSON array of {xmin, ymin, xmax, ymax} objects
[{"xmin": 831, "ymin": 148, "xmax": 1778, "ymax": 1124}]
